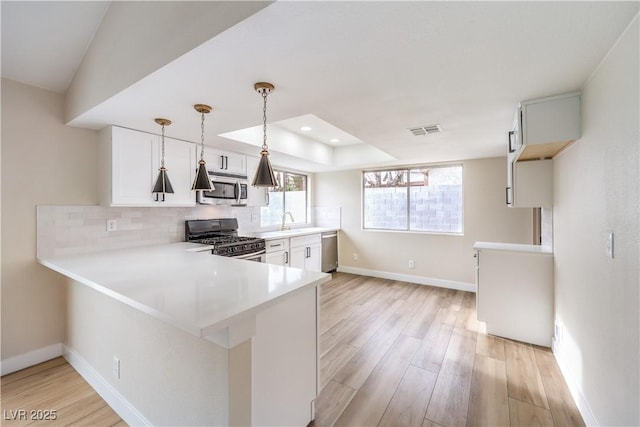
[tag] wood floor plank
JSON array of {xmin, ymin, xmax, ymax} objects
[
  {"xmin": 333, "ymin": 301, "xmax": 412, "ymax": 390},
  {"xmin": 0, "ymin": 358, "xmax": 67, "ymax": 386},
  {"xmin": 402, "ymin": 290, "xmax": 441, "ymax": 339},
  {"xmin": 533, "ymin": 347, "xmax": 585, "ymax": 427},
  {"xmin": 378, "ymin": 365, "xmax": 438, "ymax": 427},
  {"xmin": 334, "ymin": 334, "xmax": 420, "ymax": 427},
  {"xmin": 411, "ymin": 307, "xmax": 457, "ymax": 373},
  {"xmin": 509, "ymin": 397, "xmax": 554, "ymax": 426},
  {"xmin": 1, "ymin": 359, "xmax": 125, "ymax": 427},
  {"xmin": 424, "ymin": 327, "xmax": 477, "ymax": 427},
  {"xmin": 422, "ymin": 418, "xmax": 445, "ymax": 427},
  {"xmin": 320, "ymin": 342, "xmax": 359, "ymax": 391},
  {"xmin": 467, "ymin": 354, "xmax": 510, "ymax": 427},
  {"xmin": 339, "ymin": 293, "xmax": 405, "ymax": 349},
  {"xmin": 504, "ymin": 340, "xmax": 549, "ymax": 409},
  {"xmin": 455, "ymin": 292, "xmax": 480, "ymax": 332},
  {"xmin": 314, "ymin": 380, "xmax": 357, "ymax": 427},
  {"xmin": 476, "ymin": 333, "xmax": 506, "ymax": 361}
]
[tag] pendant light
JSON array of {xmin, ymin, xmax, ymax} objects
[
  {"xmin": 152, "ymin": 118, "xmax": 174, "ymax": 201},
  {"xmin": 252, "ymin": 82, "xmax": 279, "ymax": 188},
  {"xmin": 192, "ymin": 104, "xmax": 214, "ymax": 191}
]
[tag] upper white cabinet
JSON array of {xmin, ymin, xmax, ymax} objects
[
  {"xmin": 205, "ymin": 149, "xmax": 247, "ymax": 176},
  {"xmin": 100, "ymin": 126, "xmax": 196, "ymax": 207},
  {"xmin": 245, "ymin": 155, "xmax": 268, "ymax": 207},
  {"xmin": 512, "ymin": 91, "xmax": 581, "ymax": 161},
  {"xmin": 506, "ymin": 92, "xmax": 580, "ymax": 208}
]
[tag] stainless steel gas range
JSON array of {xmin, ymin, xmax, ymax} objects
[{"xmin": 185, "ymin": 218, "xmax": 266, "ymax": 262}]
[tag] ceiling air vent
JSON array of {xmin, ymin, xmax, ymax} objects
[{"xmin": 409, "ymin": 124, "xmax": 442, "ymax": 136}]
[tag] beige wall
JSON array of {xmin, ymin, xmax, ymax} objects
[
  {"xmin": 553, "ymin": 17, "xmax": 639, "ymax": 426},
  {"xmin": 1, "ymin": 79, "xmax": 99, "ymax": 359},
  {"xmin": 314, "ymin": 157, "xmax": 532, "ymax": 285}
]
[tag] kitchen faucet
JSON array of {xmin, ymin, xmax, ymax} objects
[{"xmin": 281, "ymin": 211, "xmax": 295, "ymax": 230}]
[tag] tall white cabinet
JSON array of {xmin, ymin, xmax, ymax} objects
[{"xmin": 100, "ymin": 126, "xmax": 196, "ymax": 207}]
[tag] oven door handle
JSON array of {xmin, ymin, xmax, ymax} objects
[
  {"xmin": 234, "ymin": 180, "xmax": 240, "ymax": 204},
  {"xmin": 232, "ymin": 249, "xmax": 266, "ymax": 260}
]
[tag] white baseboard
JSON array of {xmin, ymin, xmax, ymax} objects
[
  {"xmin": 63, "ymin": 345, "xmax": 151, "ymax": 427},
  {"xmin": 552, "ymin": 341, "xmax": 598, "ymax": 426},
  {"xmin": 337, "ymin": 266, "xmax": 475, "ymax": 293},
  {"xmin": 1, "ymin": 343, "xmax": 63, "ymax": 375}
]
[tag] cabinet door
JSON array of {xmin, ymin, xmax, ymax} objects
[
  {"xmin": 514, "ymin": 160, "xmax": 553, "ymax": 208},
  {"xmin": 289, "ymin": 246, "xmax": 306, "ymax": 269},
  {"xmin": 265, "ymin": 250, "xmax": 289, "ymax": 266},
  {"xmin": 161, "ymin": 138, "xmax": 196, "ymax": 206},
  {"xmin": 245, "ymin": 156, "xmax": 268, "ymax": 206},
  {"xmin": 305, "ymin": 243, "xmax": 322, "ymax": 272},
  {"xmin": 207, "ymin": 149, "xmax": 247, "ymax": 176},
  {"xmin": 111, "ymin": 127, "xmax": 156, "ymax": 206}
]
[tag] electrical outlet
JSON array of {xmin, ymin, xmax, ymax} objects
[
  {"xmin": 106, "ymin": 219, "xmax": 117, "ymax": 232},
  {"xmin": 113, "ymin": 356, "xmax": 120, "ymax": 379},
  {"xmin": 352, "ymin": 253, "xmax": 358, "ymax": 261},
  {"xmin": 554, "ymin": 323, "xmax": 563, "ymax": 344},
  {"xmin": 408, "ymin": 260, "xmax": 415, "ymax": 269},
  {"xmin": 251, "ymin": 213, "xmax": 258, "ymax": 223}
]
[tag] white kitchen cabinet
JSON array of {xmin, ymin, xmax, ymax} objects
[
  {"xmin": 100, "ymin": 126, "xmax": 196, "ymax": 207},
  {"xmin": 507, "ymin": 159, "xmax": 553, "ymax": 208},
  {"xmin": 513, "ymin": 91, "xmax": 581, "ymax": 161},
  {"xmin": 290, "ymin": 234, "xmax": 322, "ymax": 272},
  {"xmin": 474, "ymin": 242, "xmax": 554, "ymax": 347},
  {"xmin": 265, "ymin": 238, "xmax": 289, "ymax": 266},
  {"xmin": 205, "ymin": 149, "xmax": 247, "ymax": 176},
  {"xmin": 245, "ymin": 155, "xmax": 269, "ymax": 207}
]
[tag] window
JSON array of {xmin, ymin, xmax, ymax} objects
[
  {"xmin": 363, "ymin": 164, "xmax": 463, "ymax": 233},
  {"xmin": 260, "ymin": 170, "xmax": 308, "ymax": 227}
]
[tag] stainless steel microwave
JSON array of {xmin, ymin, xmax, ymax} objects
[{"xmin": 196, "ymin": 172, "xmax": 248, "ymax": 206}]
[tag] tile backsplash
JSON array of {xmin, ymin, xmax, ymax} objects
[
  {"xmin": 36, "ymin": 205, "xmax": 262, "ymax": 258},
  {"xmin": 37, "ymin": 204, "xmax": 340, "ymax": 258}
]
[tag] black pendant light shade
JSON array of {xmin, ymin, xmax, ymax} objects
[
  {"xmin": 152, "ymin": 118, "xmax": 175, "ymax": 201},
  {"xmin": 252, "ymin": 149, "xmax": 278, "ymax": 187},
  {"xmin": 192, "ymin": 104, "xmax": 214, "ymax": 191},
  {"xmin": 192, "ymin": 159, "xmax": 213, "ymax": 191},
  {"xmin": 152, "ymin": 167, "xmax": 174, "ymax": 200},
  {"xmin": 252, "ymin": 82, "xmax": 279, "ymax": 188}
]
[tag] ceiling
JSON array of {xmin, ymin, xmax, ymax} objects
[{"xmin": 2, "ymin": 1, "xmax": 638, "ymax": 172}]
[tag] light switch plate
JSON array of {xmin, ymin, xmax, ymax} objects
[{"xmin": 605, "ymin": 231, "xmax": 614, "ymax": 259}]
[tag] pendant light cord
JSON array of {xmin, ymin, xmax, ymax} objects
[
  {"xmin": 200, "ymin": 111, "xmax": 206, "ymax": 160},
  {"xmin": 262, "ymin": 91, "xmax": 268, "ymax": 151},
  {"xmin": 160, "ymin": 124, "xmax": 166, "ymax": 168}
]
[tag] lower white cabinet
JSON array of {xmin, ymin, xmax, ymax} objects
[
  {"xmin": 265, "ymin": 238, "xmax": 289, "ymax": 266},
  {"xmin": 474, "ymin": 243, "xmax": 553, "ymax": 347},
  {"xmin": 100, "ymin": 126, "xmax": 196, "ymax": 207},
  {"xmin": 289, "ymin": 234, "xmax": 322, "ymax": 272}
]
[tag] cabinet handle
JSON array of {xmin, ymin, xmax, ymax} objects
[
  {"xmin": 225, "ymin": 156, "xmax": 229, "ymax": 170},
  {"xmin": 285, "ymin": 251, "xmax": 289, "ymax": 264},
  {"xmin": 506, "ymin": 187, "xmax": 512, "ymax": 205},
  {"xmin": 508, "ymin": 131, "xmax": 515, "ymax": 153},
  {"xmin": 270, "ymin": 243, "xmax": 282, "ymax": 248},
  {"xmin": 265, "ymin": 192, "xmax": 269, "ymax": 206}
]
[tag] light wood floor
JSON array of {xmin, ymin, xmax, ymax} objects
[
  {"xmin": 314, "ymin": 272, "xmax": 585, "ymax": 427},
  {"xmin": 0, "ymin": 272, "xmax": 584, "ymax": 427},
  {"xmin": 0, "ymin": 357, "xmax": 125, "ymax": 427}
]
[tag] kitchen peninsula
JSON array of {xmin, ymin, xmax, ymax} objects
[{"xmin": 39, "ymin": 243, "xmax": 330, "ymax": 426}]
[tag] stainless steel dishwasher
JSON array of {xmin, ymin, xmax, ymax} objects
[{"xmin": 321, "ymin": 231, "xmax": 338, "ymax": 272}]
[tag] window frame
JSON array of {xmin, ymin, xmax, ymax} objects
[
  {"xmin": 260, "ymin": 169, "xmax": 310, "ymax": 229},
  {"xmin": 361, "ymin": 163, "xmax": 464, "ymax": 235}
]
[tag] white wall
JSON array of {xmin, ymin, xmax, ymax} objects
[
  {"xmin": 314, "ymin": 157, "xmax": 532, "ymax": 286},
  {"xmin": 553, "ymin": 16, "xmax": 639, "ymax": 426},
  {"xmin": 1, "ymin": 79, "xmax": 99, "ymax": 360}
]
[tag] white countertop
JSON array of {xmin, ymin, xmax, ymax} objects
[
  {"xmin": 39, "ymin": 243, "xmax": 331, "ymax": 340},
  {"xmin": 244, "ymin": 227, "xmax": 339, "ymax": 240},
  {"xmin": 473, "ymin": 241, "xmax": 553, "ymax": 254}
]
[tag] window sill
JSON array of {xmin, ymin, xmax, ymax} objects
[{"xmin": 362, "ymin": 228, "xmax": 464, "ymax": 237}]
